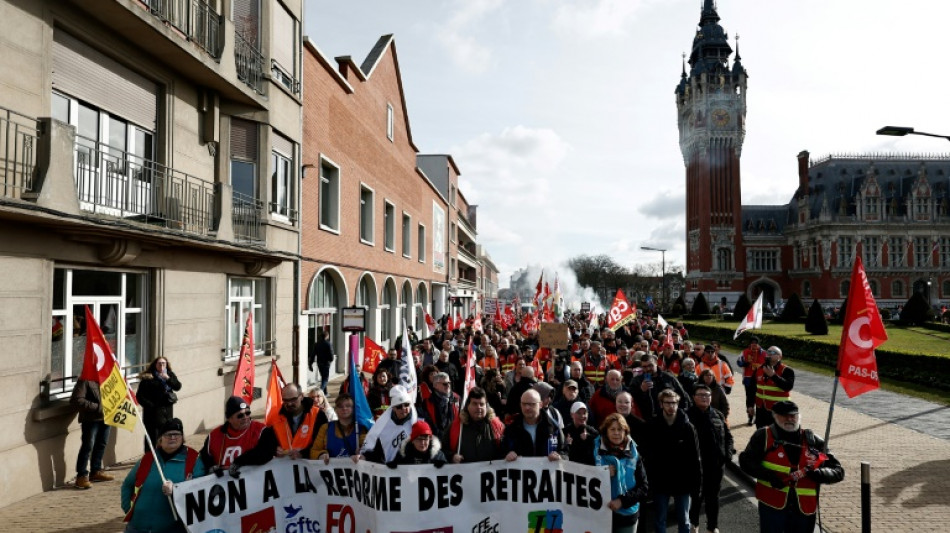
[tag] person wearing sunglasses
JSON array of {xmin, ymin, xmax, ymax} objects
[
  {"xmin": 357, "ymin": 384, "xmax": 418, "ymax": 464},
  {"xmin": 200, "ymin": 396, "xmax": 266, "ymax": 474}
]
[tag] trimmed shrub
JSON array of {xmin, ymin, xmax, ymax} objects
[
  {"xmin": 670, "ymin": 295, "xmax": 688, "ymax": 317},
  {"xmin": 805, "ymin": 299, "xmax": 829, "ymax": 335},
  {"xmin": 901, "ymin": 293, "xmax": 936, "ymax": 325},
  {"xmin": 733, "ymin": 293, "xmax": 752, "ymax": 320},
  {"xmin": 778, "ymin": 293, "xmax": 807, "ymax": 322},
  {"xmin": 691, "ymin": 293, "xmax": 711, "ymax": 316}
]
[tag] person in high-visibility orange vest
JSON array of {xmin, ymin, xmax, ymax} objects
[
  {"xmin": 753, "ymin": 346, "xmax": 795, "ymax": 428},
  {"xmin": 739, "ymin": 401, "xmax": 844, "ymax": 533}
]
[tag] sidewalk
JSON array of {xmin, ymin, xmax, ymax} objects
[{"xmin": 726, "ymin": 365, "xmax": 950, "ymax": 532}]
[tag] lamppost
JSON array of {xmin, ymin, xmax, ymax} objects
[
  {"xmin": 876, "ymin": 126, "xmax": 950, "ymax": 142},
  {"xmin": 641, "ymin": 246, "xmax": 667, "ymax": 312}
]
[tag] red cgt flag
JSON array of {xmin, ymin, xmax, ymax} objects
[
  {"xmin": 362, "ymin": 337, "xmax": 386, "ymax": 374},
  {"xmin": 232, "ymin": 311, "xmax": 255, "ymax": 404},
  {"xmin": 424, "ymin": 311, "xmax": 436, "ymax": 335},
  {"xmin": 607, "ymin": 289, "xmax": 636, "ymax": 332},
  {"xmin": 837, "ymin": 256, "xmax": 888, "ymax": 398}
]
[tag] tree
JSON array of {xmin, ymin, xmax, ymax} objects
[
  {"xmin": 778, "ymin": 293, "xmax": 807, "ymax": 322},
  {"xmin": 805, "ymin": 299, "xmax": 829, "ymax": 335},
  {"xmin": 690, "ymin": 292, "xmax": 711, "ymax": 317},
  {"xmin": 670, "ymin": 294, "xmax": 688, "ymax": 317},
  {"xmin": 901, "ymin": 292, "xmax": 935, "ymax": 325},
  {"xmin": 566, "ymin": 254, "xmax": 630, "ymax": 303},
  {"xmin": 733, "ymin": 293, "xmax": 752, "ymax": 320}
]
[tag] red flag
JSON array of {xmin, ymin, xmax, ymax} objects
[
  {"xmin": 79, "ymin": 306, "xmax": 139, "ymax": 432},
  {"xmin": 664, "ymin": 325, "xmax": 675, "ymax": 349},
  {"xmin": 446, "ymin": 314, "xmax": 455, "ymax": 332},
  {"xmin": 424, "ymin": 311, "xmax": 436, "ymax": 334},
  {"xmin": 542, "ymin": 302, "xmax": 554, "ymax": 323},
  {"xmin": 837, "ymin": 256, "xmax": 888, "ymax": 398},
  {"xmin": 362, "ymin": 337, "xmax": 386, "ymax": 374},
  {"xmin": 463, "ymin": 339, "xmax": 476, "ymax": 395},
  {"xmin": 494, "ymin": 305, "xmax": 504, "ymax": 326},
  {"xmin": 472, "ymin": 315, "xmax": 483, "ymax": 332},
  {"xmin": 543, "ymin": 282, "xmax": 552, "ymax": 302},
  {"xmin": 607, "ymin": 289, "xmax": 636, "ymax": 331},
  {"xmin": 534, "ymin": 273, "xmax": 543, "ymax": 303},
  {"xmin": 232, "ymin": 312, "xmax": 255, "ymax": 404},
  {"xmin": 264, "ymin": 359, "xmax": 286, "ymax": 427}
]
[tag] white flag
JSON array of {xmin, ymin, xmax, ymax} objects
[
  {"xmin": 657, "ymin": 314, "xmax": 669, "ymax": 329},
  {"xmin": 397, "ymin": 319, "xmax": 417, "ymax": 397},
  {"xmin": 734, "ymin": 293, "xmax": 764, "ymax": 339}
]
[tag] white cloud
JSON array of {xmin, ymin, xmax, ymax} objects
[
  {"xmin": 551, "ymin": 0, "xmax": 653, "ymax": 40},
  {"xmin": 436, "ymin": 0, "xmax": 504, "ymax": 74},
  {"xmin": 638, "ymin": 189, "xmax": 684, "ymax": 220}
]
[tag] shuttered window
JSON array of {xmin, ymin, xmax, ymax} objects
[
  {"xmin": 271, "ymin": 131, "xmax": 293, "ymax": 158},
  {"xmin": 52, "ymin": 30, "xmax": 158, "ymax": 131},
  {"xmin": 230, "ymin": 118, "xmax": 259, "ymax": 162},
  {"xmin": 271, "ymin": 2, "xmax": 296, "ymax": 78},
  {"xmin": 233, "ymin": 0, "xmax": 260, "ymax": 43}
]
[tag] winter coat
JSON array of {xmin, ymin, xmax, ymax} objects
[
  {"xmin": 70, "ymin": 379, "xmax": 104, "ymax": 423},
  {"xmin": 686, "ymin": 404, "xmax": 735, "ymax": 469},
  {"xmin": 390, "ymin": 435, "xmax": 447, "ymax": 467},
  {"xmin": 136, "ymin": 371, "xmax": 182, "ymax": 438},
  {"xmin": 449, "ymin": 407, "xmax": 506, "ymax": 462},
  {"xmin": 121, "ymin": 446, "xmax": 207, "ymax": 532},
  {"xmin": 642, "ymin": 409, "xmax": 702, "ymax": 495},
  {"xmin": 502, "ymin": 413, "xmax": 568, "ymax": 459},
  {"xmin": 594, "ymin": 435, "xmax": 649, "ymax": 527},
  {"xmin": 564, "ymin": 423, "xmax": 599, "ymax": 466}
]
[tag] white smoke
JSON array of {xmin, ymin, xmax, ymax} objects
[{"xmin": 513, "ymin": 263, "xmax": 605, "ymax": 313}]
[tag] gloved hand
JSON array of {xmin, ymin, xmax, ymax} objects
[
  {"xmin": 229, "ymin": 464, "xmax": 241, "ymax": 478},
  {"xmin": 386, "ymin": 461, "xmax": 398, "ymax": 469},
  {"xmin": 211, "ymin": 465, "xmax": 225, "ymax": 478},
  {"xmin": 433, "ymin": 458, "xmax": 446, "ymax": 469}
]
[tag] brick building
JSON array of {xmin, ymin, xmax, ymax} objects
[
  {"xmin": 676, "ymin": 1, "xmax": 949, "ymax": 311},
  {"xmin": 0, "ymin": 0, "xmax": 303, "ymax": 506}
]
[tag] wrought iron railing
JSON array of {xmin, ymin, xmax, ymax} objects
[
  {"xmin": 235, "ymin": 31, "xmax": 265, "ymax": 94},
  {"xmin": 233, "ymin": 190, "xmax": 264, "ymax": 243},
  {"xmin": 0, "ymin": 106, "xmax": 38, "ymax": 200},
  {"xmin": 269, "ymin": 200, "xmax": 298, "ymax": 223},
  {"xmin": 146, "ymin": 0, "xmax": 221, "ymax": 59},
  {"xmin": 73, "ymin": 135, "xmax": 215, "ymax": 235}
]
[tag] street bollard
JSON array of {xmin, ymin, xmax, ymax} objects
[{"xmin": 861, "ymin": 461, "xmax": 871, "ymax": 533}]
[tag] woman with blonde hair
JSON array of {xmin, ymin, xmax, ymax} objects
[{"xmin": 595, "ymin": 413, "xmax": 649, "ymax": 533}]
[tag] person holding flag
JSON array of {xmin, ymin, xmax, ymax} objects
[{"xmin": 448, "ymin": 387, "xmax": 505, "ymax": 463}]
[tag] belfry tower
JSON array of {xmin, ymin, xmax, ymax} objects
[{"xmin": 676, "ymin": 0, "xmax": 748, "ymax": 300}]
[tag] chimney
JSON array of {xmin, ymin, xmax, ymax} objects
[{"xmin": 797, "ymin": 151, "xmax": 810, "ymax": 195}]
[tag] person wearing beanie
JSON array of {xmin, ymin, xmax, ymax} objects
[
  {"xmin": 357, "ymin": 384, "xmax": 418, "ymax": 463},
  {"xmin": 200, "ymin": 396, "xmax": 266, "ymax": 473},
  {"xmin": 389, "ymin": 420, "xmax": 447, "ymax": 467},
  {"xmin": 121, "ymin": 418, "xmax": 206, "ymax": 532}
]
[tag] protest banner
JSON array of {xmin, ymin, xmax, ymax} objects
[
  {"xmin": 538, "ymin": 322, "xmax": 569, "ymax": 349},
  {"xmin": 483, "ymin": 297, "xmax": 498, "ymax": 315},
  {"xmin": 174, "ymin": 457, "xmax": 610, "ymax": 533}
]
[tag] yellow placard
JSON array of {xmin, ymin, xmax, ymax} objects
[{"xmin": 101, "ymin": 367, "xmax": 139, "ymax": 432}]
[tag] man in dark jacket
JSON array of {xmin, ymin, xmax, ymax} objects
[
  {"xmin": 740, "ymin": 401, "xmax": 844, "ymax": 533},
  {"xmin": 569, "ymin": 361, "xmax": 595, "ymax": 405},
  {"xmin": 686, "ymin": 384, "xmax": 734, "ymax": 533},
  {"xmin": 564, "ymin": 402, "xmax": 599, "ymax": 465},
  {"xmin": 70, "ymin": 379, "xmax": 115, "ymax": 489},
  {"xmin": 630, "ymin": 354, "xmax": 691, "ymax": 419},
  {"xmin": 312, "ymin": 331, "xmax": 334, "ymax": 393},
  {"xmin": 643, "ymin": 388, "xmax": 702, "ymax": 533},
  {"xmin": 503, "ymin": 389, "xmax": 567, "ymax": 461},
  {"xmin": 419, "ymin": 372, "xmax": 459, "ymax": 444}
]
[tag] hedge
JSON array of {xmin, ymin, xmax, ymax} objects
[{"xmin": 684, "ymin": 321, "xmax": 950, "ymax": 392}]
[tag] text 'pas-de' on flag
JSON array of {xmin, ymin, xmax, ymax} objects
[
  {"xmin": 837, "ymin": 256, "xmax": 888, "ymax": 398},
  {"xmin": 232, "ymin": 311, "xmax": 255, "ymax": 404},
  {"xmin": 361, "ymin": 337, "xmax": 386, "ymax": 375},
  {"xmin": 734, "ymin": 292, "xmax": 764, "ymax": 340},
  {"xmin": 79, "ymin": 306, "xmax": 138, "ymax": 432},
  {"xmin": 349, "ymin": 335, "xmax": 375, "ymax": 431},
  {"xmin": 607, "ymin": 289, "xmax": 636, "ymax": 332},
  {"xmin": 264, "ymin": 358, "xmax": 285, "ymax": 428}
]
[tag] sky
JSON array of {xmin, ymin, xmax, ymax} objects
[{"xmin": 305, "ymin": 0, "xmax": 950, "ymax": 288}]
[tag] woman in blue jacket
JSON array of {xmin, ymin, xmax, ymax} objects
[
  {"xmin": 121, "ymin": 418, "xmax": 206, "ymax": 532},
  {"xmin": 595, "ymin": 413, "xmax": 649, "ymax": 533}
]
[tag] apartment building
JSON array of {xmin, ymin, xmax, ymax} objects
[{"xmin": 0, "ymin": 0, "xmax": 302, "ymax": 505}]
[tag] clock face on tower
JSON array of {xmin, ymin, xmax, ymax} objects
[{"xmin": 712, "ymin": 108, "xmax": 730, "ymax": 127}]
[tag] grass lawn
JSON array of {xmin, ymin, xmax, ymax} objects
[{"xmin": 689, "ymin": 319, "xmax": 950, "ymax": 357}]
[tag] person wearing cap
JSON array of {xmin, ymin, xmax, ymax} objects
[
  {"xmin": 737, "ymin": 336, "xmax": 767, "ymax": 426},
  {"xmin": 753, "ymin": 346, "xmax": 795, "ymax": 429},
  {"xmin": 533, "ymin": 381, "xmax": 564, "ymax": 429},
  {"xmin": 589, "ymin": 370, "xmax": 628, "ymax": 427},
  {"xmin": 554, "ymin": 379, "xmax": 580, "ymax": 425},
  {"xmin": 200, "ymin": 396, "xmax": 266, "ymax": 473},
  {"xmin": 687, "ymin": 384, "xmax": 735, "ymax": 533},
  {"xmin": 739, "ymin": 401, "xmax": 844, "ymax": 533},
  {"xmin": 698, "ymin": 344, "xmax": 734, "ymax": 395},
  {"xmin": 569, "ymin": 361, "xmax": 595, "ymax": 405},
  {"xmin": 502, "ymin": 389, "xmax": 567, "ymax": 462},
  {"xmin": 389, "ymin": 420, "xmax": 447, "ymax": 467},
  {"xmin": 358, "ymin": 384, "xmax": 418, "ymax": 463},
  {"xmin": 505, "ymin": 365, "xmax": 538, "ymax": 418},
  {"xmin": 232, "ymin": 383, "xmax": 329, "ymax": 469},
  {"xmin": 564, "ymin": 402, "xmax": 599, "ymax": 466},
  {"xmin": 121, "ymin": 418, "xmax": 206, "ymax": 532}
]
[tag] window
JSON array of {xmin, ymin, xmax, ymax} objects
[
  {"xmin": 270, "ymin": 142, "xmax": 294, "ymax": 220},
  {"xmin": 914, "ymin": 237, "xmax": 930, "ymax": 267},
  {"xmin": 381, "ymin": 282, "xmax": 395, "ymax": 343},
  {"xmin": 749, "ymin": 249, "xmax": 778, "ymax": 272},
  {"xmin": 231, "ymin": 118, "xmax": 259, "ymax": 200},
  {"xmin": 418, "ymin": 223, "xmax": 426, "ymax": 263},
  {"xmin": 319, "ymin": 159, "xmax": 340, "ymax": 231},
  {"xmin": 888, "ymin": 237, "xmax": 905, "ymax": 267},
  {"xmin": 50, "ymin": 268, "xmax": 148, "ymax": 396},
  {"xmin": 864, "ymin": 195, "xmax": 879, "ymax": 220},
  {"xmin": 863, "ymin": 237, "xmax": 881, "ymax": 268},
  {"xmin": 450, "ymin": 222, "xmax": 457, "ymax": 244},
  {"xmin": 450, "ymin": 258, "xmax": 457, "ymax": 279},
  {"xmin": 892, "ymin": 280, "xmax": 905, "ymax": 298},
  {"xmin": 386, "ymin": 103, "xmax": 394, "ymax": 141},
  {"xmin": 940, "ymin": 237, "xmax": 950, "ymax": 268},
  {"xmin": 868, "ymin": 279, "xmax": 880, "ymax": 297},
  {"xmin": 840, "ymin": 280, "xmax": 850, "ymax": 297},
  {"xmin": 450, "ymin": 185, "xmax": 456, "ymax": 207},
  {"xmin": 837, "ymin": 237, "xmax": 853, "ymax": 268},
  {"xmin": 402, "ymin": 213, "xmax": 411, "ymax": 258},
  {"xmin": 360, "ymin": 185, "xmax": 374, "ymax": 244},
  {"xmin": 271, "ymin": 1, "xmax": 299, "ymax": 94},
  {"xmin": 716, "ymin": 248, "xmax": 732, "ymax": 271},
  {"xmin": 802, "ymin": 280, "xmax": 812, "ymax": 298},
  {"xmin": 227, "ymin": 277, "xmax": 269, "ymax": 359},
  {"xmin": 384, "ymin": 201, "xmax": 395, "ymax": 251},
  {"xmin": 943, "ymin": 280, "xmax": 950, "ymax": 298}
]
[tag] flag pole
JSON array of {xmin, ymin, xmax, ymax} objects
[
  {"xmin": 823, "ymin": 372, "xmax": 840, "ymax": 453},
  {"xmin": 349, "ymin": 333, "xmax": 359, "ymax": 440},
  {"xmin": 138, "ymin": 404, "xmax": 179, "ymax": 521}
]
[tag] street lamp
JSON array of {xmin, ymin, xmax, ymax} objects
[
  {"xmin": 641, "ymin": 246, "xmax": 667, "ymax": 312},
  {"xmin": 876, "ymin": 126, "xmax": 950, "ymax": 142}
]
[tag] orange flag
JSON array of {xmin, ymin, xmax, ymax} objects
[
  {"xmin": 264, "ymin": 359, "xmax": 285, "ymax": 427},
  {"xmin": 362, "ymin": 337, "xmax": 386, "ymax": 374},
  {"xmin": 232, "ymin": 312, "xmax": 255, "ymax": 404},
  {"xmin": 837, "ymin": 257, "xmax": 888, "ymax": 398}
]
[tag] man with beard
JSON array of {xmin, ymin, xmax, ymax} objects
[
  {"xmin": 686, "ymin": 385, "xmax": 734, "ymax": 533},
  {"xmin": 740, "ymin": 401, "xmax": 844, "ymax": 533},
  {"xmin": 449, "ymin": 387, "xmax": 505, "ymax": 463},
  {"xmin": 630, "ymin": 354, "xmax": 690, "ymax": 419},
  {"xmin": 753, "ymin": 346, "xmax": 795, "ymax": 428},
  {"xmin": 419, "ymin": 372, "xmax": 460, "ymax": 444},
  {"xmin": 232, "ymin": 384, "xmax": 328, "ymax": 469},
  {"xmin": 201, "ymin": 396, "xmax": 267, "ymax": 472}
]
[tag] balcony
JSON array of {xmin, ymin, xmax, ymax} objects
[
  {"xmin": 0, "ymin": 106, "xmax": 39, "ymax": 200},
  {"xmin": 146, "ymin": 0, "xmax": 222, "ymax": 59},
  {"xmin": 73, "ymin": 136, "xmax": 216, "ymax": 235},
  {"xmin": 232, "ymin": 191, "xmax": 264, "ymax": 244},
  {"xmin": 235, "ymin": 31, "xmax": 265, "ymax": 95}
]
